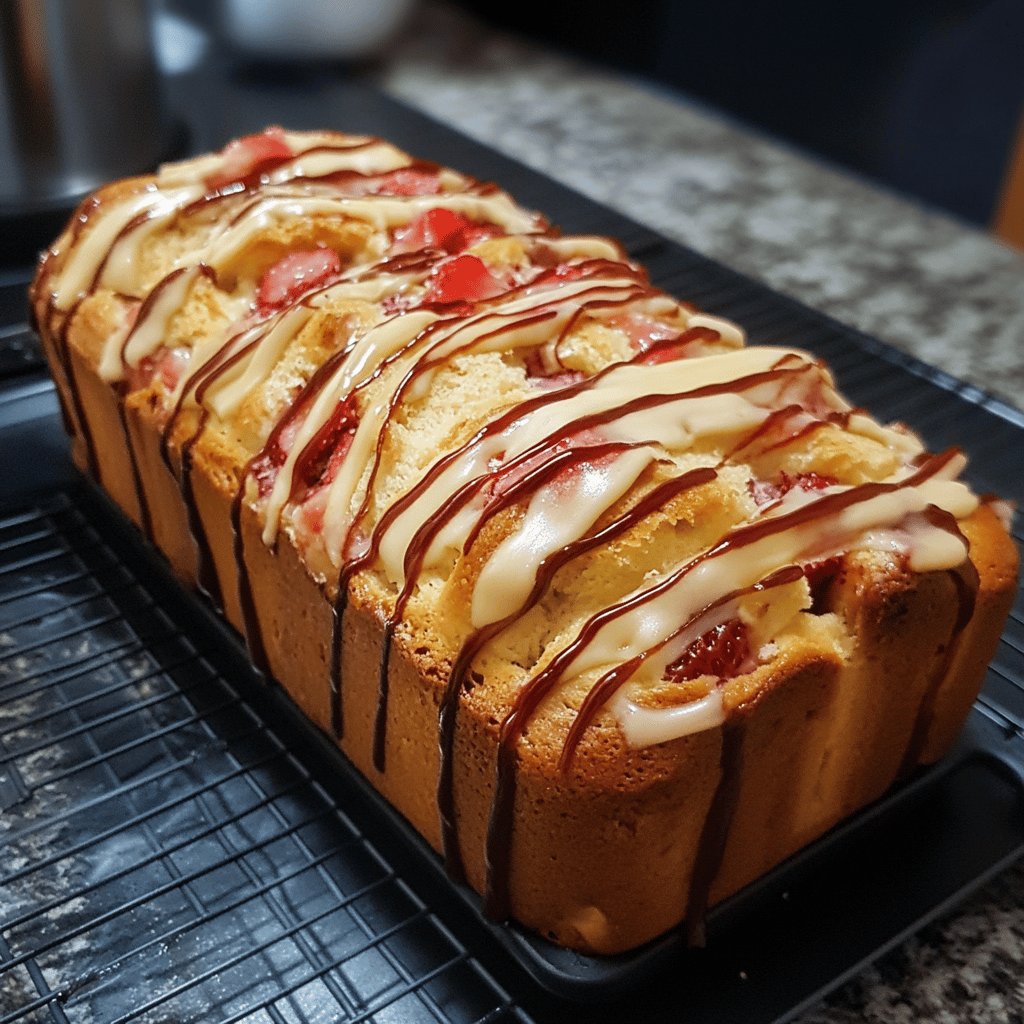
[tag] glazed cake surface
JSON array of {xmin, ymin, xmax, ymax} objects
[{"xmin": 31, "ymin": 127, "xmax": 1019, "ymax": 954}]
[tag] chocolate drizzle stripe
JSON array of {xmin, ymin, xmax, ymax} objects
[
  {"xmin": 230, "ymin": 477, "xmax": 271, "ymax": 677},
  {"xmin": 178, "ymin": 410, "xmax": 223, "ymax": 606},
  {"xmin": 685, "ymin": 719, "xmax": 746, "ymax": 947},
  {"xmin": 898, "ymin": 506, "xmax": 979, "ymax": 776},
  {"xmin": 114, "ymin": 385, "xmax": 154, "ymax": 544},
  {"xmin": 54, "ymin": 297, "xmax": 100, "ymax": 479},
  {"xmin": 721, "ymin": 403, "xmax": 807, "ymax": 462},
  {"xmin": 330, "ymin": 586, "xmax": 348, "ymax": 739}
]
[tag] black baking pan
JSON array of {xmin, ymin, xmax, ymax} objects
[{"xmin": 0, "ymin": 78, "xmax": 1021, "ymax": 1024}]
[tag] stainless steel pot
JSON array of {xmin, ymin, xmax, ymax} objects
[{"xmin": 0, "ymin": 0, "xmax": 167, "ymax": 209}]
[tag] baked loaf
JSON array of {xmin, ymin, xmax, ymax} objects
[{"xmin": 32, "ymin": 127, "xmax": 1018, "ymax": 955}]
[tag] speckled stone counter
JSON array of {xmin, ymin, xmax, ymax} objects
[
  {"xmin": 374, "ymin": 3, "xmax": 1024, "ymax": 416},
  {"xmin": 372, "ymin": 5, "xmax": 1024, "ymax": 1022}
]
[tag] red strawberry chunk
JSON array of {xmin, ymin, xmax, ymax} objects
[
  {"xmin": 423, "ymin": 254, "xmax": 507, "ymax": 307},
  {"xmin": 667, "ymin": 618, "xmax": 751, "ymax": 683},
  {"xmin": 293, "ymin": 396, "xmax": 359, "ymax": 492},
  {"xmin": 747, "ymin": 470, "xmax": 838, "ymax": 508},
  {"xmin": 206, "ymin": 127, "xmax": 293, "ymax": 190},
  {"xmin": 256, "ymin": 248, "xmax": 342, "ymax": 315},
  {"xmin": 609, "ymin": 311, "xmax": 679, "ymax": 353},
  {"xmin": 328, "ymin": 167, "xmax": 444, "ymax": 197},
  {"xmin": 391, "ymin": 207, "xmax": 503, "ymax": 255},
  {"xmin": 368, "ymin": 168, "xmax": 443, "ymax": 196},
  {"xmin": 128, "ymin": 347, "xmax": 190, "ymax": 392}
]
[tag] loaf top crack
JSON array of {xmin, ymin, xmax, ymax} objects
[{"xmin": 32, "ymin": 127, "xmax": 1019, "ymax": 954}]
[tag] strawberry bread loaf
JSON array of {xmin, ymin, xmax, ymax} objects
[{"xmin": 31, "ymin": 127, "xmax": 1018, "ymax": 954}]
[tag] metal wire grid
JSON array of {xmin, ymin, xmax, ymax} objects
[{"xmin": 0, "ymin": 493, "xmax": 530, "ymax": 1024}]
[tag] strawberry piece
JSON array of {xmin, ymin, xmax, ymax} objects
[
  {"xmin": 256, "ymin": 247, "xmax": 342, "ymax": 315},
  {"xmin": 328, "ymin": 166, "xmax": 444, "ymax": 197},
  {"xmin": 789, "ymin": 471, "xmax": 835, "ymax": 492},
  {"xmin": 293, "ymin": 396, "xmax": 359, "ymax": 491},
  {"xmin": 422, "ymin": 254, "xmax": 507, "ymax": 307},
  {"xmin": 368, "ymin": 168, "xmax": 443, "ymax": 196},
  {"xmin": 250, "ymin": 451, "xmax": 281, "ymax": 499},
  {"xmin": 748, "ymin": 477, "xmax": 785, "ymax": 506},
  {"xmin": 128, "ymin": 347, "xmax": 190, "ymax": 392},
  {"xmin": 488, "ymin": 430, "xmax": 608, "ymax": 500},
  {"xmin": 391, "ymin": 207, "xmax": 503, "ymax": 255},
  {"xmin": 609, "ymin": 311, "xmax": 679, "ymax": 353},
  {"xmin": 206, "ymin": 127, "xmax": 293, "ymax": 190},
  {"xmin": 667, "ymin": 618, "xmax": 751, "ymax": 683},
  {"xmin": 747, "ymin": 470, "xmax": 838, "ymax": 508}
]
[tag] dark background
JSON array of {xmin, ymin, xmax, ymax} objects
[{"xmin": 453, "ymin": 0, "xmax": 1024, "ymax": 230}]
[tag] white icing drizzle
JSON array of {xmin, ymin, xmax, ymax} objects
[
  {"xmin": 206, "ymin": 305, "xmax": 315, "ymax": 419},
  {"xmin": 205, "ymin": 192, "xmax": 543, "ymax": 271},
  {"xmin": 614, "ymin": 685, "xmax": 726, "ymax": 747},
  {"xmin": 52, "ymin": 185, "xmax": 203, "ymax": 310},
  {"xmin": 471, "ymin": 446, "xmax": 659, "ymax": 627},
  {"xmin": 99, "ymin": 265, "xmax": 205, "ymax": 381}
]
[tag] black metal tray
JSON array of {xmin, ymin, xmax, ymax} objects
[{"xmin": 1, "ymin": 80, "xmax": 1022, "ymax": 1024}]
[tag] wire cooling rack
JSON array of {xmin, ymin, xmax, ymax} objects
[{"xmin": 0, "ymin": 488, "xmax": 530, "ymax": 1024}]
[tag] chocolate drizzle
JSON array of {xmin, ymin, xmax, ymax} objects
[
  {"xmin": 685, "ymin": 719, "xmax": 746, "ymax": 947},
  {"xmin": 114, "ymin": 384, "xmax": 154, "ymax": 543},
  {"xmin": 177, "ymin": 409, "xmax": 223, "ymax": 606},
  {"xmin": 230, "ymin": 477, "xmax": 271, "ymax": 676},
  {"xmin": 898, "ymin": 505, "xmax": 979, "ymax": 776},
  {"xmin": 53, "ymin": 297, "xmax": 100, "ymax": 479}
]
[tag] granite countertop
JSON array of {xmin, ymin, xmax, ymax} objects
[
  {"xmin": 375, "ymin": 3, "xmax": 1024, "ymax": 416},
  {"xmin": 371, "ymin": 5, "xmax": 1024, "ymax": 1022}
]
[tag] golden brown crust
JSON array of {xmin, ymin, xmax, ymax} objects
[{"xmin": 31, "ymin": 132, "xmax": 1020, "ymax": 956}]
